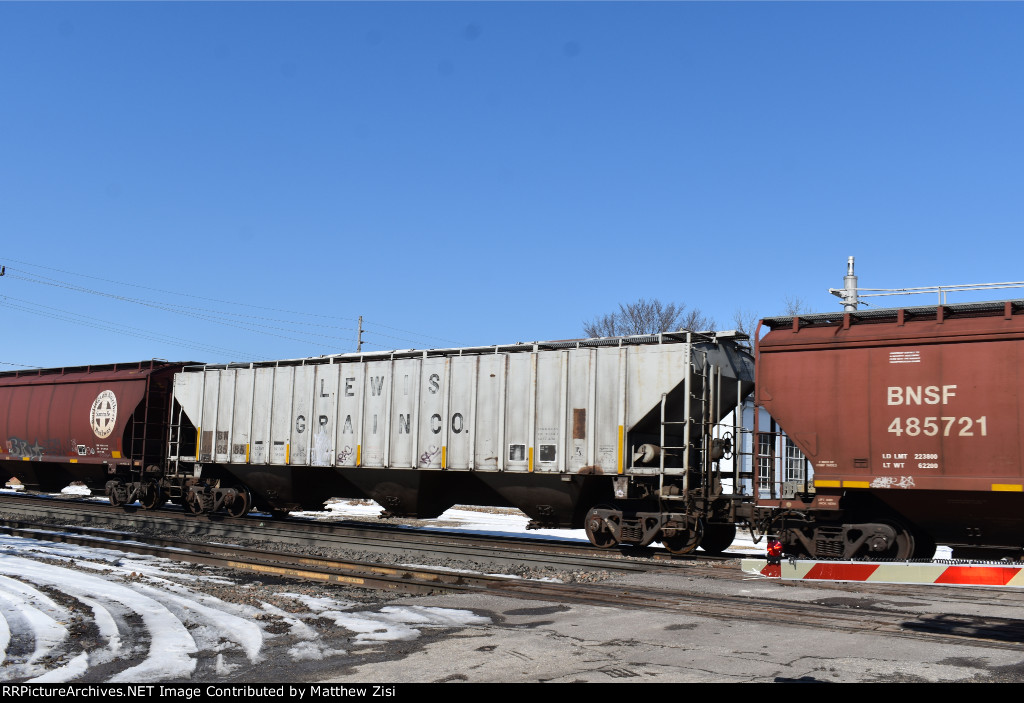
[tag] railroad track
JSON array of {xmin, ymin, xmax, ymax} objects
[
  {"xmin": 0, "ymin": 491, "xmax": 741, "ymax": 567},
  {"xmin": 7, "ymin": 492, "xmax": 1022, "ymax": 653},
  {"xmin": 4, "ymin": 507, "xmax": 1024, "ymax": 654}
]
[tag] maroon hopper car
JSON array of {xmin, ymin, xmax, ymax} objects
[
  {"xmin": 0, "ymin": 361, "xmax": 187, "ymax": 492},
  {"xmin": 756, "ymin": 300, "xmax": 1024, "ymax": 559}
]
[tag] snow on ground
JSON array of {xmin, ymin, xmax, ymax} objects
[
  {"xmin": 0, "ymin": 488, "xmax": 759, "ymax": 683},
  {"xmin": 0, "ymin": 514, "xmax": 491, "ymax": 683},
  {"xmin": 0, "ymin": 488, "xmax": 955, "ymax": 682}
]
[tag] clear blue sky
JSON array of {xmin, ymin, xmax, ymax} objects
[{"xmin": 2, "ymin": 1, "xmax": 1023, "ymax": 369}]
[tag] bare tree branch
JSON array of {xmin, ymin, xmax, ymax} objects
[
  {"xmin": 583, "ymin": 313, "xmax": 621, "ymax": 338},
  {"xmin": 731, "ymin": 308, "xmax": 760, "ymax": 337},
  {"xmin": 583, "ymin": 298, "xmax": 715, "ymax": 337},
  {"xmin": 679, "ymin": 307, "xmax": 715, "ymax": 332},
  {"xmin": 724, "ymin": 297, "xmax": 812, "ymax": 345},
  {"xmin": 783, "ymin": 295, "xmax": 810, "ymax": 317}
]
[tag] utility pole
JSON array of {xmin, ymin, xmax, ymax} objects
[{"xmin": 357, "ymin": 315, "xmax": 363, "ymax": 352}]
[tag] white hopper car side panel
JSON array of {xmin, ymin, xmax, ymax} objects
[
  {"xmin": 230, "ymin": 368, "xmax": 253, "ymax": 464},
  {"xmin": 250, "ymin": 368, "xmax": 274, "ymax": 464},
  {"xmin": 173, "ymin": 341, "xmax": 697, "ymax": 474},
  {"xmin": 269, "ymin": 366, "xmax": 293, "ymax": 465},
  {"xmin": 310, "ymin": 364, "xmax": 339, "ymax": 467},
  {"xmin": 214, "ymin": 369, "xmax": 235, "ymax": 464}
]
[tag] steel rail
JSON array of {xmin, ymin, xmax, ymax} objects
[{"xmin": 0, "ymin": 492, "xmax": 738, "ymax": 567}]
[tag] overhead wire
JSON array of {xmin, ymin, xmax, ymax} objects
[
  {"xmin": 3, "ymin": 258, "xmax": 462, "ymax": 348},
  {"xmin": 2, "ymin": 257, "xmax": 362, "ymax": 323},
  {"xmin": 5, "ymin": 274, "xmax": 358, "ymax": 350},
  {"xmin": 0, "ymin": 296, "xmax": 262, "ymax": 361},
  {"xmin": 0, "ymin": 361, "xmax": 45, "ymax": 370}
]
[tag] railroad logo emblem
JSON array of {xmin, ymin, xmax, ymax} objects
[{"xmin": 90, "ymin": 390, "xmax": 118, "ymax": 439}]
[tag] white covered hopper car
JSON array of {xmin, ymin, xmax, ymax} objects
[{"xmin": 140, "ymin": 331, "xmax": 753, "ymax": 553}]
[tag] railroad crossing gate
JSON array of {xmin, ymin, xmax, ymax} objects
[{"xmin": 741, "ymin": 558, "xmax": 1024, "ymax": 587}]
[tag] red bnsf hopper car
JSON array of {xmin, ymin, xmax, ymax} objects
[
  {"xmin": 756, "ymin": 300, "xmax": 1024, "ymax": 560},
  {"xmin": 0, "ymin": 361, "xmax": 186, "ymax": 499}
]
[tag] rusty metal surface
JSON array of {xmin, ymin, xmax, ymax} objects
[
  {"xmin": 0, "ymin": 360, "xmax": 186, "ymax": 473},
  {"xmin": 1, "ymin": 379, "xmax": 145, "ymax": 463},
  {"xmin": 757, "ymin": 301, "xmax": 1024, "ymax": 492}
]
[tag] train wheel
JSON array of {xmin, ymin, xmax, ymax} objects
[
  {"xmin": 139, "ymin": 482, "xmax": 162, "ymax": 510},
  {"xmin": 184, "ymin": 490, "xmax": 204, "ymax": 516},
  {"xmin": 699, "ymin": 524, "xmax": 737, "ymax": 554},
  {"xmin": 661, "ymin": 519, "xmax": 704, "ymax": 556},
  {"xmin": 859, "ymin": 519, "xmax": 915, "ymax": 560},
  {"xmin": 884, "ymin": 521, "xmax": 916, "ymax": 560},
  {"xmin": 106, "ymin": 481, "xmax": 126, "ymax": 508},
  {"xmin": 584, "ymin": 506, "xmax": 619, "ymax": 549},
  {"xmin": 224, "ymin": 486, "xmax": 251, "ymax": 518}
]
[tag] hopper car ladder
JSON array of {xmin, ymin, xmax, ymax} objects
[
  {"xmin": 127, "ymin": 370, "xmax": 172, "ymax": 478},
  {"xmin": 643, "ymin": 357, "xmax": 755, "ymax": 510}
]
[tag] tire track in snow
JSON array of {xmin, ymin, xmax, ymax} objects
[
  {"xmin": 0, "ymin": 574, "xmax": 70, "ymax": 672},
  {"xmin": 131, "ymin": 582, "xmax": 263, "ymax": 663},
  {"xmin": 77, "ymin": 593, "xmax": 123, "ymax": 663},
  {"xmin": 31, "ymin": 652, "xmax": 91, "ymax": 683},
  {"xmin": 0, "ymin": 533, "xmax": 493, "ymax": 682},
  {"xmin": 0, "ymin": 601, "xmax": 10, "ymax": 660},
  {"xmin": 0, "ymin": 556, "xmax": 198, "ymax": 682}
]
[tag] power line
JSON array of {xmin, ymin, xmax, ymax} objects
[
  {"xmin": 0, "ymin": 296, "xmax": 262, "ymax": 361},
  {"xmin": 3, "ymin": 258, "xmax": 461, "ymax": 347},
  {"xmin": 0, "ymin": 361, "xmax": 44, "ymax": 370},
  {"xmin": 2, "ymin": 257, "xmax": 361, "ymax": 322},
  {"xmin": 5, "ymin": 274, "xmax": 357, "ymax": 350}
]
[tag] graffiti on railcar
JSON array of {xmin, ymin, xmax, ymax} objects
[
  {"xmin": 5, "ymin": 437, "xmax": 85, "ymax": 460},
  {"xmin": 419, "ymin": 444, "xmax": 440, "ymax": 466},
  {"xmin": 7, "ymin": 437, "xmax": 45, "ymax": 460}
]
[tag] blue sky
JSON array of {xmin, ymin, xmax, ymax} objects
[{"xmin": 2, "ymin": 1, "xmax": 1023, "ymax": 368}]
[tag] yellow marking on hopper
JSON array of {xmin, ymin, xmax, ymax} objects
[
  {"xmin": 617, "ymin": 425, "xmax": 624, "ymax": 475},
  {"xmin": 993, "ymin": 484, "xmax": 1024, "ymax": 492}
]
